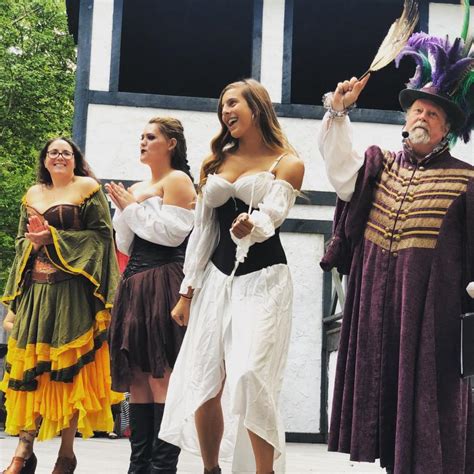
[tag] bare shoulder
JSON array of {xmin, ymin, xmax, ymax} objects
[
  {"xmin": 165, "ymin": 170, "xmax": 195, "ymax": 187},
  {"xmin": 75, "ymin": 176, "xmax": 100, "ymax": 194},
  {"xmin": 25, "ymin": 184, "xmax": 43, "ymax": 201},
  {"xmin": 25, "ymin": 183, "xmax": 44, "ymax": 199},
  {"xmin": 163, "ymin": 171, "xmax": 196, "ymax": 209},
  {"xmin": 128, "ymin": 181, "xmax": 145, "ymax": 193},
  {"xmin": 275, "ymin": 155, "xmax": 305, "ymax": 190}
]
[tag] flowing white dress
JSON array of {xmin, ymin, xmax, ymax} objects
[{"xmin": 159, "ymin": 170, "xmax": 298, "ymax": 472}]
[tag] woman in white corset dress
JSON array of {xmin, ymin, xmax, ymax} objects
[{"xmin": 159, "ymin": 79, "xmax": 304, "ymax": 473}]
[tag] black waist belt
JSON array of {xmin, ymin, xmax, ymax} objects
[
  {"xmin": 211, "ymin": 197, "xmax": 286, "ymax": 276},
  {"xmin": 123, "ymin": 235, "xmax": 186, "ymax": 279}
]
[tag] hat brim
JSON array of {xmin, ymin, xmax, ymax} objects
[{"xmin": 399, "ymin": 89, "xmax": 465, "ymax": 132}]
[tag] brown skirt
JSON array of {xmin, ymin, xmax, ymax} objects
[{"xmin": 108, "ymin": 262, "xmax": 186, "ymax": 392}]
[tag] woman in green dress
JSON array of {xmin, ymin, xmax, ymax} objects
[{"xmin": 1, "ymin": 137, "xmax": 121, "ymax": 474}]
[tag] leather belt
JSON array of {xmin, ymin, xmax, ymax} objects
[{"xmin": 31, "ymin": 270, "xmax": 75, "ymax": 284}]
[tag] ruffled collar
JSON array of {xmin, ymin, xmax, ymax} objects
[{"xmin": 402, "ymin": 139, "xmax": 450, "ymax": 167}]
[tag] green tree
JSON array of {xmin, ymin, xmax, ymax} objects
[{"xmin": 0, "ymin": 0, "xmax": 76, "ymax": 292}]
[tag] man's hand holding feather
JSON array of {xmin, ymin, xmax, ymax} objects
[{"xmin": 332, "ymin": 75, "xmax": 371, "ymax": 111}]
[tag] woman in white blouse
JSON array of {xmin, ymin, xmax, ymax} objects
[
  {"xmin": 106, "ymin": 117, "xmax": 196, "ymax": 474},
  {"xmin": 159, "ymin": 80, "xmax": 304, "ymax": 473}
]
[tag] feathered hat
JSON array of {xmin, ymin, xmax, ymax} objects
[{"xmin": 396, "ymin": 0, "xmax": 474, "ymax": 143}]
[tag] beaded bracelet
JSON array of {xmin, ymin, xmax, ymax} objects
[
  {"xmin": 322, "ymin": 92, "xmax": 356, "ymax": 118},
  {"xmin": 180, "ymin": 294, "xmax": 193, "ymax": 300}
]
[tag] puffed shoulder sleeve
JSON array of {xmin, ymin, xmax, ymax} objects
[
  {"xmin": 318, "ymin": 111, "xmax": 364, "ymax": 201},
  {"xmin": 112, "ymin": 207, "xmax": 135, "ymax": 256},
  {"xmin": 119, "ymin": 197, "xmax": 194, "ymax": 248},
  {"xmin": 179, "ymin": 194, "xmax": 218, "ymax": 293},
  {"xmin": 232, "ymin": 179, "xmax": 298, "ymax": 263}
]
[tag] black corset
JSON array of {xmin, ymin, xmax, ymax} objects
[
  {"xmin": 123, "ymin": 235, "xmax": 187, "ymax": 279},
  {"xmin": 211, "ymin": 197, "xmax": 286, "ymax": 276}
]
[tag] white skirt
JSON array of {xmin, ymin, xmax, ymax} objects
[{"xmin": 159, "ymin": 261, "xmax": 293, "ymax": 473}]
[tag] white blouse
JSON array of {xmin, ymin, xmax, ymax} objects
[
  {"xmin": 112, "ymin": 196, "xmax": 194, "ymax": 256},
  {"xmin": 318, "ymin": 112, "xmax": 365, "ymax": 201},
  {"xmin": 180, "ymin": 172, "xmax": 298, "ymax": 293}
]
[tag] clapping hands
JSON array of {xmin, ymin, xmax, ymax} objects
[
  {"xmin": 105, "ymin": 181, "xmax": 137, "ymax": 211},
  {"xmin": 25, "ymin": 215, "xmax": 52, "ymax": 251}
]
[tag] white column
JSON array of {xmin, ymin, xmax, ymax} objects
[
  {"xmin": 89, "ymin": 0, "xmax": 114, "ymax": 91},
  {"xmin": 260, "ymin": 0, "xmax": 286, "ymax": 103}
]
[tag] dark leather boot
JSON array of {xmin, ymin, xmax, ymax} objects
[
  {"xmin": 150, "ymin": 403, "xmax": 181, "ymax": 473},
  {"xmin": 128, "ymin": 403, "xmax": 154, "ymax": 474}
]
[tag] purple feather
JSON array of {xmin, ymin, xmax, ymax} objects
[
  {"xmin": 432, "ymin": 38, "xmax": 466, "ymax": 89},
  {"xmin": 430, "ymin": 43, "xmax": 450, "ymax": 86},
  {"xmin": 395, "ymin": 48, "xmax": 431, "ymax": 88},
  {"xmin": 437, "ymin": 58, "xmax": 474, "ymax": 92},
  {"xmin": 406, "ymin": 32, "xmax": 443, "ymax": 50},
  {"xmin": 399, "ymin": 29, "xmax": 474, "ymax": 143},
  {"xmin": 448, "ymin": 38, "xmax": 464, "ymax": 64}
]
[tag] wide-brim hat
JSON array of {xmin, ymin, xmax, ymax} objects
[{"xmin": 399, "ymin": 86, "xmax": 466, "ymax": 132}]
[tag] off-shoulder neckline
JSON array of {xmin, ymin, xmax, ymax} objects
[
  {"xmin": 136, "ymin": 195, "xmax": 163, "ymax": 204},
  {"xmin": 133, "ymin": 195, "xmax": 193, "ymax": 213},
  {"xmin": 23, "ymin": 185, "xmax": 101, "ymax": 215},
  {"xmin": 209, "ymin": 171, "xmax": 275, "ymax": 186},
  {"xmin": 207, "ymin": 172, "xmax": 298, "ymax": 194}
]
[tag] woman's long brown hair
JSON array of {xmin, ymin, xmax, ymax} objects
[
  {"xmin": 148, "ymin": 116, "xmax": 193, "ymax": 180},
  {"xmin": 200, "ymin": 78, "xmax": 295, "ymax": 188}
]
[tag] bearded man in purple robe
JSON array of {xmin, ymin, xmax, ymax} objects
[{"xmin": 318, "ymin": 32, "xmax": 474, "ymax": 474}]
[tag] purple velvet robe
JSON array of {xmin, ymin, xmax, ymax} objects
[{"xmin": 322, "ymin": 144, "xmax": 474, "ymax": 473}]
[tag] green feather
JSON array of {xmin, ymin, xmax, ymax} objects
[
  {"xmin": 449, "ymin": 132, "xmax": 458, "ymax": 148},
  {"xmin": 460, "ymin": 69, "xmax": 474, "ymax": 106},
  {"xmin": 420, "ymin": 54, "xmax": 432, "ymax": 85},
  {"xmin": 461, "ymin": 0, "xmax": 470, "ymax": 41}
]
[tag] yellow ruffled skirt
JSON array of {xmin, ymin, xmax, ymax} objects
[{"xmin": 0, "ymin": 278, "xmax": 123, "ymax": 441}]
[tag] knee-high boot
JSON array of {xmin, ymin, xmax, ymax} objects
[
  {"xmin": 128, "ymin": 403, "xmax": 154, "ymax": 474},
  {"xmin": 150, "ymin": 403, "xmax": 181, "ymax": 474}
]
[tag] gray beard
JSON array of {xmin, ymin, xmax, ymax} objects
[{"xmin": 409, "ymin": 127, "xmax": 431, "ymax": 144}]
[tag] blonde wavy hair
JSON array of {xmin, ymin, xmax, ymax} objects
[{"xmin": 200, "ymin": 79, "xmax": 296, "ymax": 188}]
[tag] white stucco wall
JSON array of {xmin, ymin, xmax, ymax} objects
[
  {"xmin": 280, "ymin": 232, "xmax": 325, "ymax": 433},
  {"xmin": 429, "ymin": 3, "xmax": 474, "ymax": 38},
  {"xmin": 86, "ymin": 104, "xmax": 473, "ymax": 187},
  {"xmin": 89, "ymin": 0, "xmax": 114, "ymax": 91},
  {"xmin": 85, "ymin": 105, "xmax": 219, "ymax": 181},
  {"xmin": 261, "ymin": 0, "xmax": 285, "ymax": 102},
  {"xmin": 327, "ymin": 350, "xmax": 338, "ymax": 427}
]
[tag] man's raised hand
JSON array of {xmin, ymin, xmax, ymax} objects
[{"xmin": 332, "ymin": 75, "xmax": 370, "ymax": 111}]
